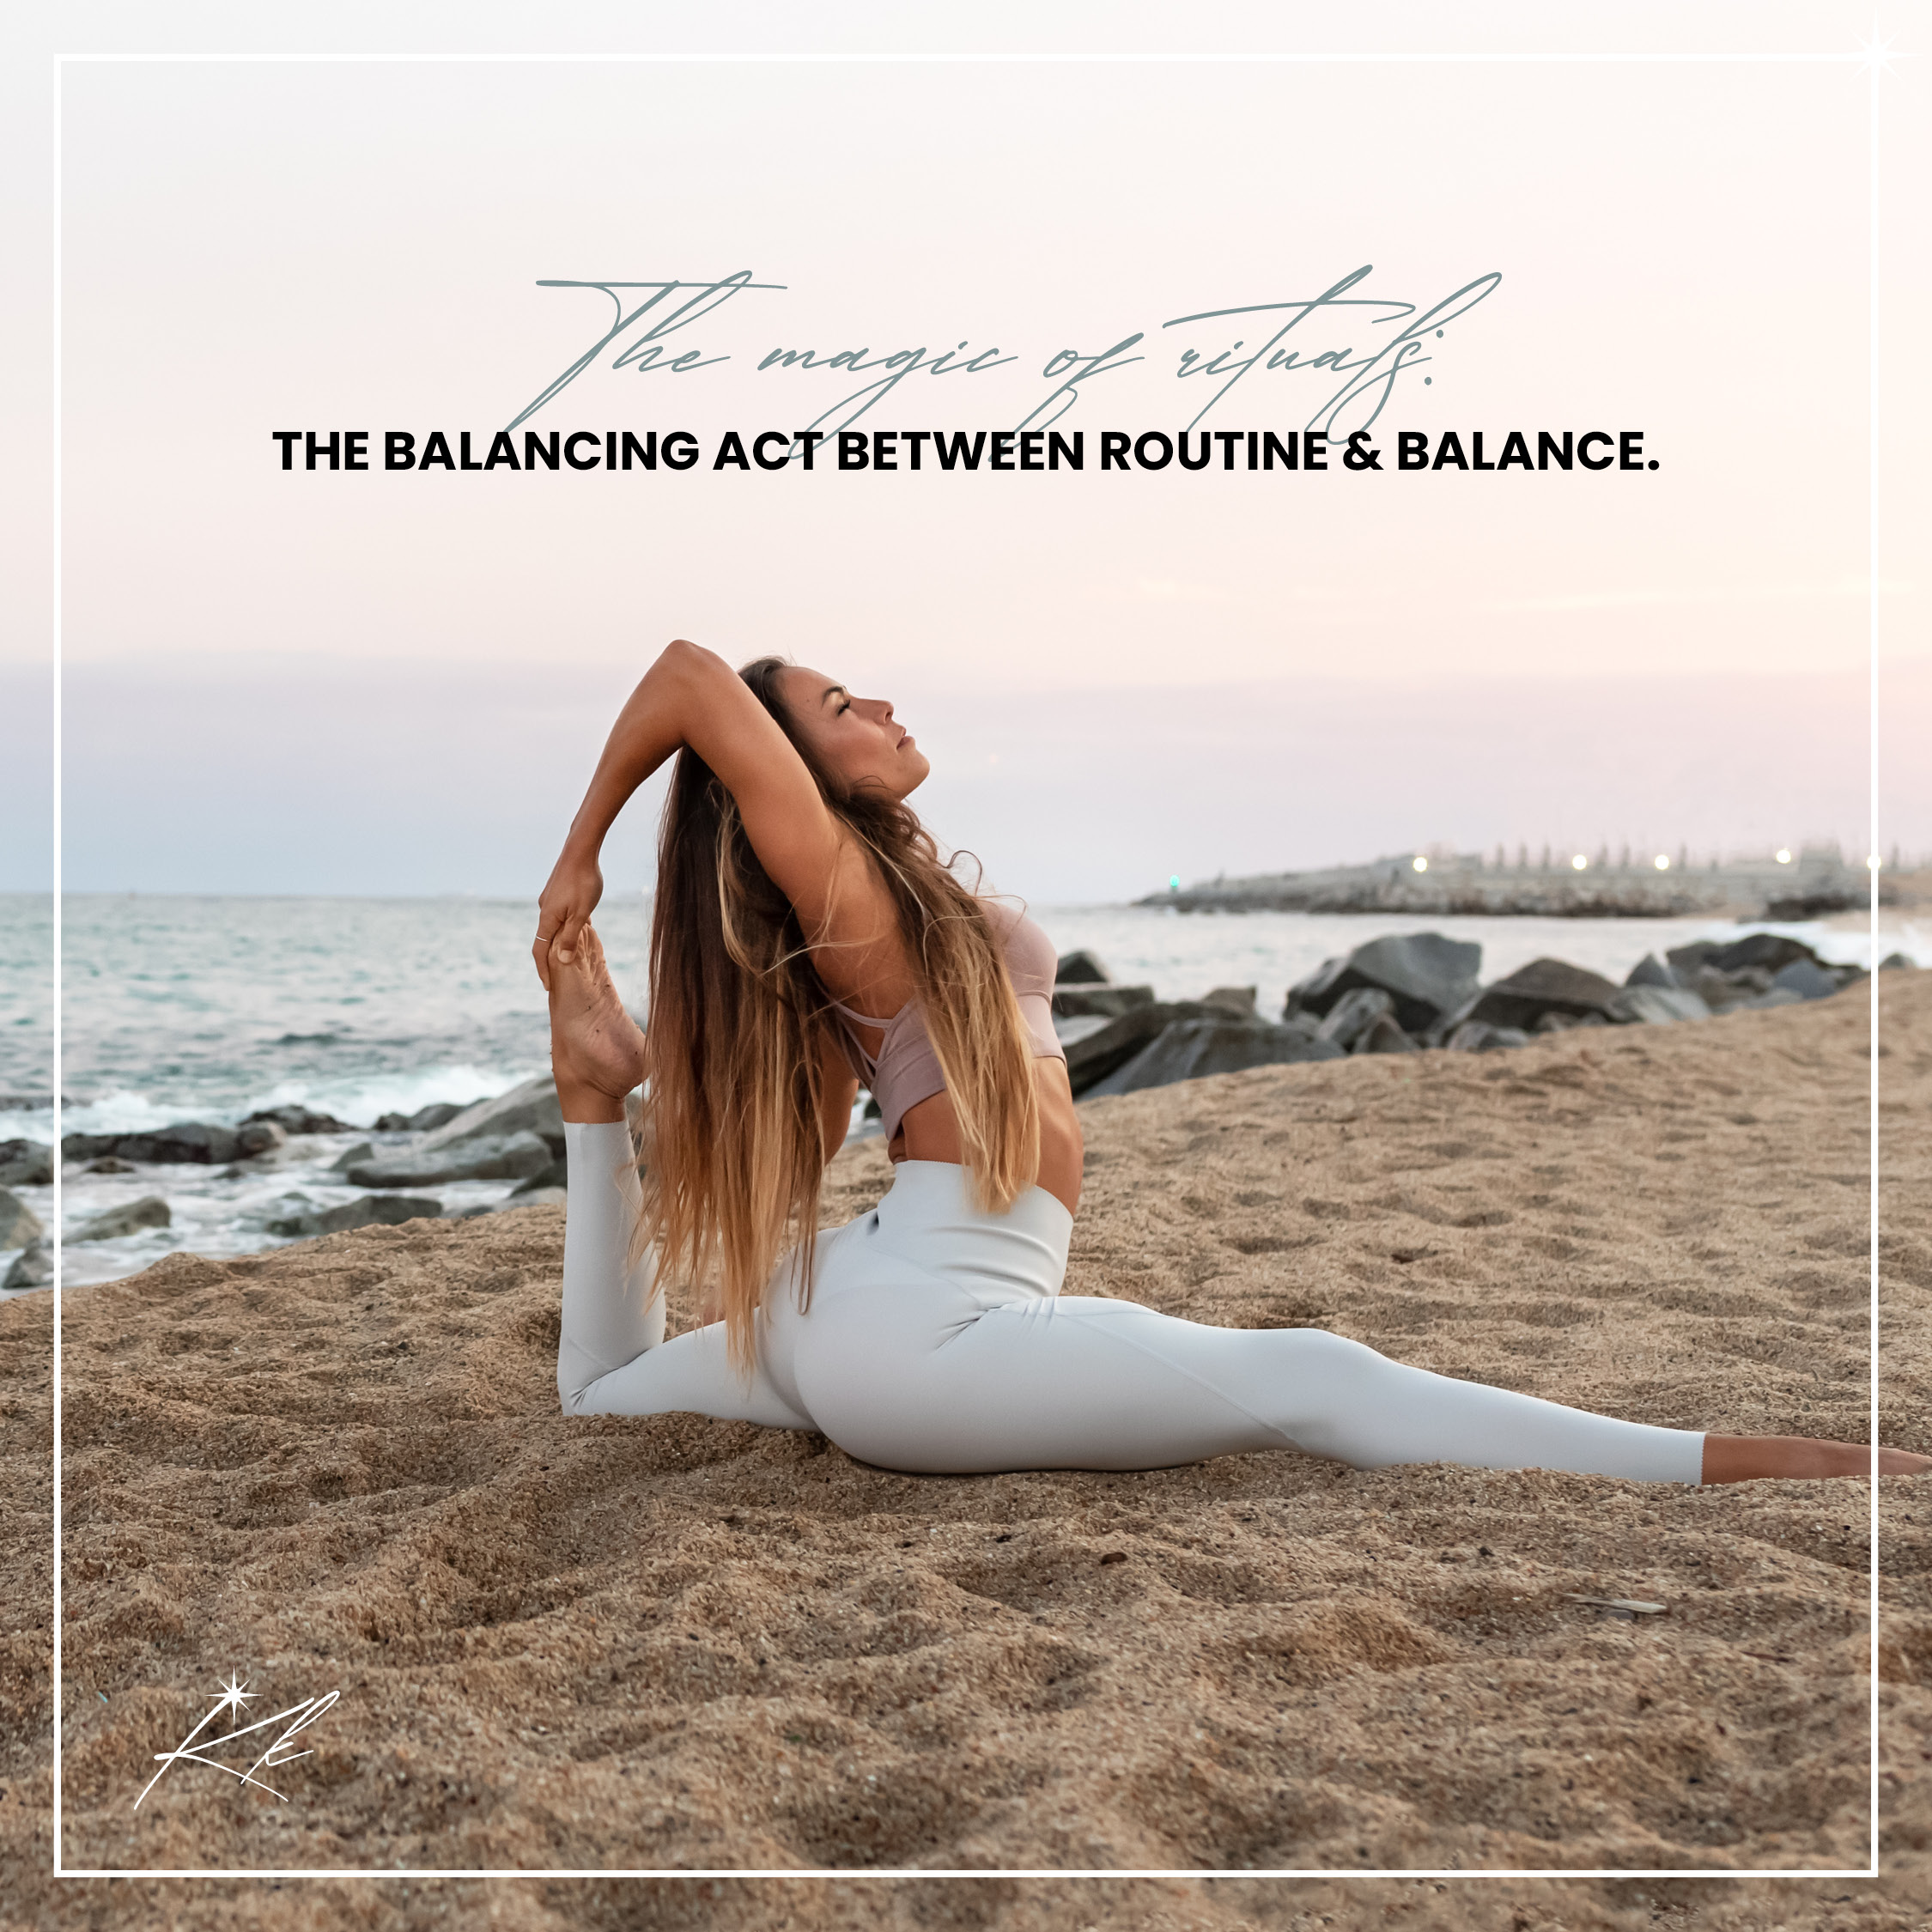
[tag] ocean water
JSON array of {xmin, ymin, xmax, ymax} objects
[{"xmin": 8, "ymin": 892, "xmax": 1926, "ymax": 1295}]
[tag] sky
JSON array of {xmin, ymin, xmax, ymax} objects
[{"xmin": 4, "ymin": 3, "xmax": 1929, "ymax": 899}]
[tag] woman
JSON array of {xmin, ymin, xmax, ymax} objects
[{"xmin": 532, "ymin": 639, "xmax": 1923, "ymax": 1485}]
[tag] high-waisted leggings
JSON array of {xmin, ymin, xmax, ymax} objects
[{"xmin": 557, "ymin": 1121, "xmax": 1707, "ymax": 1483}]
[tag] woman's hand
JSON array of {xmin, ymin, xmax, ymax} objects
[{"xmin": 533, "ymin": 846, "xmax": 605, "ymax": 991}]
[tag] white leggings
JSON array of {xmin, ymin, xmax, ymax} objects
[{"xmin": 557, "ymin": 1122, "xmax": 1706, "ymax": 1483}]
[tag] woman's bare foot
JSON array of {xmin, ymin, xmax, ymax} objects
[
  {"xmin": 1700, "ymin": 1434, "xmax": 1932, "ymax": 1483},
  {"xmin": 548, "ymin": 922, "xmax": 647, "ymax": 1123}
]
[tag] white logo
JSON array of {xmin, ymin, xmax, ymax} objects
[{"xmin": 133, "ymin": 1670, "xmax": 342, "ymax": 1808}]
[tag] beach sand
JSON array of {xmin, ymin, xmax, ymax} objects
[{"xmin": 7, "ymin": 975, "xmax": 1932, "ymax": 1926}]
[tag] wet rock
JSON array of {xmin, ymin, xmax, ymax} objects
[
  {"xmin": 1707, "ymin": 933, "xmax": 1820, "ymax": 975},
  {"xmin": 1746, "ymin": 986, "xmax": 1809, "ymax": 1011},
  {"xmin": 1066, "ymin": 1001, "xmax": 1258, "ymax": 1097},
  {"xmin": 1054, "ymin": 950, "xmax": 1113, "ymax": 985},
  {"xmin": 1624, "ymin": 953, "xmax": 1680, "ymax": 990},
  {"xmin": 1686, "ymin": 966, "xmax": 1752, "ymax": 1012},
  {"xmin": 509, "ymin": 1157, "xmax": 569, "ymax": 1197},
  {"xmin": 83, "ymin": 1156, "xmax": 137, "ymax": 1175},
  {"xmin": 4, "ymin": 1241, "xmax": 52, "ymax": 1290},
  {"xmin": 1083, "ymin": 1019, "xmax": 1344, "ymax": 1098},
  {"xmin": 495, "ymin": 1187, "xmax": 567, "ymax": 1212},
  {"xmin": 240, "ymin": 1104, "xmax": 360, "ymax": 1137},
  {"xmin": 1610, "ymin": 985, "xmax": 1714, "ymax": 1025},
  {"xmin": 1881, "ymin": 952, "xmax": 1917, "ymax": 971},
  {"xmin": 408, "ymin": 1076, "xmax": 565, "ymax": 1162},
  {"xmin": 1445, "ymin": 1021, "xmax": 1530, "ymax": 1052},
  {"xmin": 328, "ymin": 1141, "xmax": 375, "ymax": 1174},
  {"xmin": 84, "ymin": 1121, "xmax": 239, "ymax": 1166},
  {"xmin": 1355, "ymin": 1013, "xmax": 1419, "ymax": 1054},
  {"xmin": 345, "ymin": 1129, "xmax": 553, "ymax": 1189},
  {"xmin": 266, "ymin": 1194, "xmax": 443, "ymax": 1238},
  {"xmin": 1286, "ymin": 934, "xmax": 1482, "ymax": 1036},
  {"xmin": 0, "ymin": 1140, "xmax": 53, "ymax": 1188},
  {"xmin": 234, "ymin": 1120, "xmax": 288, "ymax": 1158},
  {"xmin": 1284, "ymin": 957, "xmax": 1349, "ymax": 1019},
  {"xmin": 1666, "ymin": 940, "xmax": 1723, "ymax": 979},
  {"xmin": 373, "ymin": 1102, "xmax": 465, "ymax": 1133},
  {"xmin": 1770, "ymin": 957, "xmax": 1839, "ymax": 1001},
  {"xmin": 1201, "ymin": 986, "xmax": 1259, "ymax": 1017},
  {"xmin": 1457, "ymin": 958, "xmax": 1622, "ymax": 1032},
  {"xmin": 71, "ymin": 1196, "xmax": 171, "ymax": 1242},
  {"xmin": 0, "ymin": 1188, "xmax": 43, "ymax": 1249},
  {"xmin": 1316, "ymin": 987, "xmax": 1395, "ymax": 1049},
  {"xmin": 1051, "ymin": 984, "xmax": 1156, "ymax": 1020}
]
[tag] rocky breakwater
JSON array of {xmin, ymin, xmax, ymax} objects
[
  {"xmin": 1052, "ymin": 932, "xmax": 1905, "ymax": 1105},
  {"xmin": 273, "ymin": 1075, "xmax": 578, "ymax": 1232},
  {"xmin": 1143, "ymin": 842, "xmax": 1868, "ymax": 920},
  {"xmin": 6, "ymin": 1078, "xmax": 598, "ymax": 1289}
]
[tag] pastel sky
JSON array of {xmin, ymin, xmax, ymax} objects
[{"xmin": 5, "ymin": 4, "xmax": 1927, "ymax": 897}]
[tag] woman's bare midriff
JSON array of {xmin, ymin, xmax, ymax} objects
[{"xmin": 889, "ymin": 1058, "xmax": 1084, "ymax": 1217}]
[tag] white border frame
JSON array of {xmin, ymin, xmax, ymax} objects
[{"xmin": 47, "ymin": 27, "xmax": 1903, "ymax": 1886}]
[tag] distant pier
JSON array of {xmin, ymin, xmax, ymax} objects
[{"xmin": 1141, "ymin": 843, "xmax": 1896, "ymax": 920}]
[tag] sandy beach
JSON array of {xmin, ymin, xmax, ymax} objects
[{"xmin": 7, "ymin": 975, "xmax": 1932, "ymax": 1925}]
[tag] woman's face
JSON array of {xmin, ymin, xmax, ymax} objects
[{"xmin": 776, "ymin": 665, "xmax": 932, "ymax": 800}]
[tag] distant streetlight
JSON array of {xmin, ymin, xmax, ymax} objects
[
  {"xmin": 1776, "ymin": 849, "xmax": 1792, "ymax": 864},
  {"xmin": 1571, "ymin": 854, "xmax": 1589, "ymax": 871},
  {"xmin": 1413, "ymin": 855, "xmax": 1428, "ymax": 872},
  {"xmin": 1654, "ymin": 854, "xmax": 1670, "ymax": 870}
]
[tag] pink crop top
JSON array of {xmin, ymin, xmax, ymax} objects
[{"xmin": 828, "ymin": 899, "xmax": 1067, "ymax": 1145}]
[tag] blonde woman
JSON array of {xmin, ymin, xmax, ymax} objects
[{"xmin": 532, "ymin": 640, "xmax": 1923, "ymax": 1485}]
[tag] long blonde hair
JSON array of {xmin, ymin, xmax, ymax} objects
[{"xmin": 628, "ymin": 655, "xmax": 1041, "ymax": 1376}]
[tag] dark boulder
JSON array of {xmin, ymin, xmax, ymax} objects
[
  {"xmin": 1356, "ymin": 1013, "xmax": 1419, "ymax": 1054},
  {"xmin": 1083, "ymin": 1019, "xmax": 1344, "ymax": 1098},
  {"xmin": 372, "ymin": 1102, "xmax": 466, "ymax": 1133},
  {"xmin": 71, "ymin": 1196, "xmax": 171, "ymax": 1242},
  {"xmin": 1609, "ymin": 985, "xmax": 1712, "ymax": 1025},
  {"xmin": 1666, "ymin": 940, "xmax": 1723, "ymax": 978},
  {"xmin": 1055, "ymin": 950, "xmax": 1113, "ymax": 985},
  {"xmin": 1880, "ymin": 952, "xmax": 1917, "ymax": 971},
  {"xmin": 1770, "ymin": 957, "xmax": 1838, "ymax": 1002},
  {"xmin": 1284, "ymin": 957, "xmax": 1349, "ymax": 1019},
  {"xmin": 345, "ymin": 1130, "xmax": 553, "ymax": 1189},
  {"xmin": 408, "ymin": 1075, "xmax": 565, "ymax": 1162},
  {"xmin": 509, "ymin": 1157, "xmax": 569, "ymax": 1197},
  {"xmin": 0, "ymin": 1188, "xmax": 43, "ymax": 1249},
  {"xmin": 1445, "ymin": 1021, "xmax": 1530, "ymax": 1052},
  {"xmin": 267, "ymin": 1194, "xmax": 444, "ymax": 1238},
  {"xmin": 495, "ymin": 1187, "xmax": 567, "ymax": 1212},
  {"xmin": 4, "ymin": 1241, "xmax": 52, "ymax": 1290},
  {"xmin": 1707, "ymin": 933, "xmax": 1820, "ymax": 975},
  {"xmin": 1066, "ymin": 1000, "xmax": 1264, "ymax": 1097},
  {"xmin": 0, "ymin": 1140, "xmax": 53, "ymax": 1188},
  {"xmin": 1051, "ymin": 984, "xmax": 1155, "ymax": 1020},
  {"xmin": 1457, "ymin": 958, "xmax": 1623, "ymax": 1032},
  {"xmin": 83, "ymin": 1156, "xmax": 137, "ymax": 1175},
  {"xmin": 234, "ymin": 1120, "xmax": 288, "ymax": 1158},
  {"xmin": 1624, "ymin": 953, "xmax": 1680, "ymax": 990},
  {"xmin": 1686, "ymin": 966, "xmax": 1752, "ymax": 1012},
  {"xmin": 1316, "ymin": 987, "xmax": 1394, "ymax": 1049},
  {"xmin": 1289, "ymin": 933, "xmax": 1482, "ymax": 1035},
  {"xmin": 1201, "ymin": 987, "xmax": 1259, "ymax": 1017},
  {"xmin": 241, "ymin": 1104, "xmax": 361, "ymax": 1136},
  {"xmin": 113, "ymin": 1122, "xmax": 240, "ymax": 1166}
]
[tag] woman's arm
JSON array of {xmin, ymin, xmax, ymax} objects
[{"xmin": 535, "ymin": 640, "xmax": 878, "ymax": 990}]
